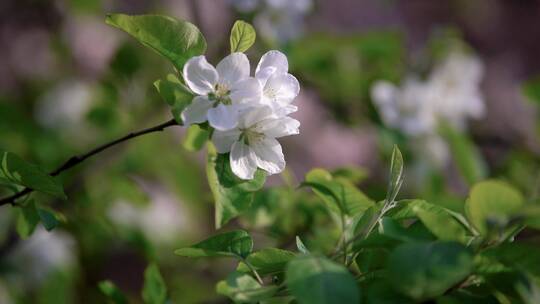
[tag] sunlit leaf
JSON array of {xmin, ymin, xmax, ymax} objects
[
  {"xmin": 183, "ymin": 125, "xmax": 209, "ymax": 152},
  {"xmin": 217, "ymin": 271, "xmax": 278, "ymax": 303},
  {"xmin": 0, "ymin": 150, "xmax": 66, "ymax": 200},
  {"xmin": 175, "ymin": 230, "xmax": 253, "ymax": 259},
  {"xmin": 142, "ymin": 263, "xmax": 167, "ymax": 304},
  {"xmin": 387, "ymin": 241, "xmax": 473, "ymax": 300},
  {"xmin": 465, "ymin": 180, "xmax": 524, "ymax": 235},
  {"xmin": 237, "ymin": 248, "xmax": 295, "ymax": 276},
  {"xmin": 296, "ymin": 236, "xmax": 310, "ymax": 254},
  {"xmin": 286, "ymin": 254, "xmax": 360, "ymax": 304},
  {"xmin": 106, "ymin": 14, "xmax": 206, "ymax": 71},
  {"xmin": 386, "ymin": 145, "xmax": 403, "ymax": 203},
  {"xmin": 230, "ymin": 20, "xmax": 256, "ymax": 53},
  {"xmin": 154, "ymin": 74, "xmax": 193, "ymax": 124}
]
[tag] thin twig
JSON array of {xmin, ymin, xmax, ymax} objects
[{"xmin": 0, "ymin": 118, "xmax": 180, "ymax": 207}]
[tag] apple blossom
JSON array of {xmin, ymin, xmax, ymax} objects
[
  {"xmin": 255, "ymin": 50, "xmax": 300, "ymax": 116},
  {"xmin": 181, "ymin": 52, "xmax": 262, "ymax": 130},
  {"xmin": 212, "ymin": 105, "xmax": 300, "ymax": 179}
]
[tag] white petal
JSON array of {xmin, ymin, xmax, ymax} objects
[
  {"xmin": 183, "ymin": 56, "xmax": 218, "ymax": 95},
  {"xmin": 216, "ymin": 52, "xmax": 250, "ymax": 87},
  {"xmin": 180, "ymin": 96, "xmax": 213, "ymax": 126},
  {"xmin": 230, "ymin": 141, "xmax": 258, "ymax": 180},
  {"xmin": 239, "ymin": 105, "xmax": 275, "ymax": 128},
  {"xmin": 207, "ymin": 104, "xmax": 240, "ymax": 131},
  {"xmin": 255, "ymin": 50, "xmax": 288, "ymax": 82},
  {"xmin": 212, "ymin": 129, "xmax": 241, "ymax": 153},
  {"xmin": 256, "ymin": 116, "xmax": 300, "ymax": 138},
  {"xmin": 263, "ymin": 73, "xmax": 300, "ymax": 107},
  {"xmin": 255, "ymin": 66, "xmax": 277, "ymax": 86},
  {"xmin": 251, "ymin": 138, "xmax": 285, "ymax": 175},
  {"xmin": 230, "ymin": 77, "xmax": 262, "ymax": 105}
]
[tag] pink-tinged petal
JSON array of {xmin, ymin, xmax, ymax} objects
[{"xmin": 183, "ymin": 56, "xmax": 218, "ymax": 95}]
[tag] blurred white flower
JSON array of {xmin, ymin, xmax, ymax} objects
[
  {"xmin": 212, "ymin": 105, "xmax": 300, "ymax": 179},
  {"xmin": 230, "ymin": 0, "xmax": 312, "ymax": 44},
  {"xmin": 7, "ymin": 228, "xmax": 76, "ymax": 285},
  {"xmin": 255, "ymin": 50, "xmax": 300, "ymax": 116},
  {"xmin": 35, "ymin": 80, "xmax": 93, "ymax": 129},
  {"xmin": 371, "ymin": 50, "xmax": 485, "ymax": 166},
  {"xmin": 181, "ymin": 53, "xmax": 262, "ymax": 130}
]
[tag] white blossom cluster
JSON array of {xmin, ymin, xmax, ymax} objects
[
  {"xmin": 229, "ymin": 0, "xmax": 312, "ymax": 44},
  {"xmin": 371, "ymin": 51, "xmax": 485, "ymax": 165},
  {"xmin": 181, "ymin": 50, "xmax": 300, "ymax": 180}
]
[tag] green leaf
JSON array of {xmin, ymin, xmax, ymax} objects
[
  {"xmin": 106, "ymin": 14, "xmax": 206, "ymax": 71},
  {"xmin": 296, "ymin": 236, "xmax": 310, "ymax": 254},
  {"xmin": 440, "ymin": 123, "xmax": 486, "ymax": 185},
  {"xmin": 465, "ymin": 180, "xmax": 524, "ymax": 235},
  {"xmin": 390, "ymin": 200, "xmax": 468, "ymax": 243},
  {"xmin": 183, "ymin": 125, "xmax": 209, "ymax": 151},
  {"xmin": 37, "ymin": 208, "xmax": 59, "ymax": 231},
  {"xmin": 153, "ymin": 74, "xmax": 193, "ymax": 123},
  {"xmin": 0, "ymin": 150, "xmax": 66, "ymax": 200},
  {"xmin": 16, "ymin": 200, "xmax": 40, "ymax": 239},
  {"xmin": 175, "ymin": 230, "xmax": 253, "ymax": 259},
  {"xmin": 98, "ymin": 280, "xmax": 128, "ymax": 304},
  {"xmin": 387, "ymin": 241, "xmax": 474, "ymax": 300},
  {"xmin": 522, "ymin": 76, "xmax": 540, "ymax": 104},
  {"xmin": 216, "ymin": 271, "xmax": 278, "ymax": 303},
  {"xmin": 386, "ymin": 145, "xmax": 404, "ymax": 203},
  {"xmin": 206, "ymin": 144, "xmax": 266, "ymax": 228},
  {"xmin": 142, "ymin": 263, "xmax": 167, "ymax": 304},
  {"xmin": 485, "ymin": 242, "xmax": 540, "ymax": 279},
  {"xmin": 304, "ymin": 168, "xmax": 374, "ymax": 216},
  {"xmin": 229, "ymin": 20, "xmax": 256, "ymax": 53},
  {"xmin": 237, "ymin": 248, "xmax": 296, "ymax": 276},
  {"xmin": 286, "ymin": 254, "xmax": 360, "ymax": 304}
]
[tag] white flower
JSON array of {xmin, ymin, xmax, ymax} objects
[
  {"xmin": 212, "ymin": 105, "xmax": 300, "ymax": 179},
  {"xmin": 371, "ymin": 77, "xmax": 435, "ymax": 137},
  {"xmin": 255, "ymin": 50, "xmax": 300, "ymax": 116},
  {"xmin": 181, "ymin": 52, "xmax": 262, "ymax": 131}
]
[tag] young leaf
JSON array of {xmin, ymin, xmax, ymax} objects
[
  {"xmin": 230, "ymin": 20, "xmax": 256, "ymax": 53},
  {"xmin": 386, "ymin": 145, "xmax": 404, "ymax": 203},
  {"xmin": 216, "ymin": 271, "xmax": 278, "ymax": 303},
  {"xmin": 153, "ymin": 74, "xmax": 193, "ymax": 123},
  {"xmin": 286, "ymin": 254, "xmax": 360, "ymax": 304},
  {"xmin": 440, "ymin": 123, "xmax": 486, "ymax": 185},
  {"xmin": 465, "ymin": 180, "xmax": 524, "ymax": 235},
  {"xmin": 106, "ymin": 14, "xmax": 206, "ymax": 71},
  {"xmin": 296, "ymin": 236, "xmax": 310, "ymax": 254},
  {"xmin": 16, "ymin": 200, "xmax": 40, "ymax": 239},
  {"xmin": 0, "ymin": 150, "xmax": 66, "ymax": 200},
  {"xmin": 142, "ymin": 263, "xmax": 167, "ymax": 304},
  {"xmin": 387, "ymin": 241, "xmax": 473, "ymax": 300},
  {"xmin": 389, "ymin": 200, "xmax": 468, "ymax": 243},
  {"xmin": 37, "ymin": 208, "xmax": 59, "ymax": 231},
  {"xmin": 183, "ymin": 125, "xmax": 209, "ymax": 152},
  {"xmin": 175, "ymin": 230, "xmax": 253, "ymax": 259},
  {"xmin": 237, "ymin": 248, "xmax": 296, "ymax": 275},
  {"xmin": 304, "ymin": 168, "xmax": 374, "ymax": 216},
  {"xmin": 206, "ymin": 144, "xmax": 266, "ymax": 228},
  {"xmin": 98, "ymin": 280, "xmax": 128, "ymax": 304}
]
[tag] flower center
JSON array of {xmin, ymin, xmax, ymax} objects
[
  {"xmin": 209, "ymin": 83, "xmax": 232, "ymax": 105},
  {"xmin": 240, "ymin": 128, "xmax": 265, "ymax": 146}
]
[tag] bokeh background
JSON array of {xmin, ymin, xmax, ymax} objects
[{"xmin": 1, "ymin": 0, "xmax": 540, "ymax": 303}]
